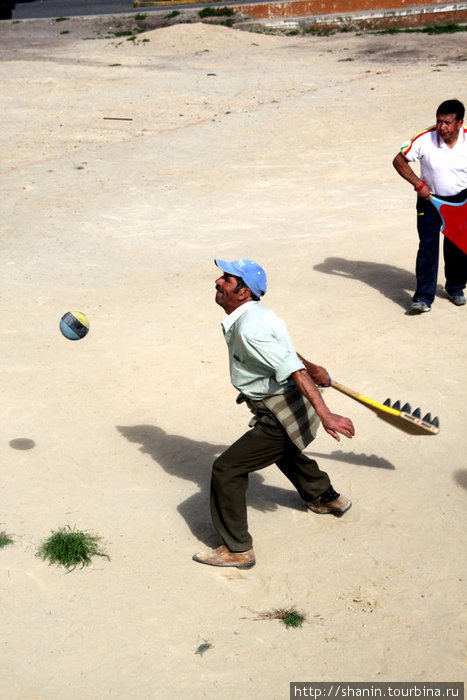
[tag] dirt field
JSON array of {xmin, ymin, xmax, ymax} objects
[{"xmin": 1, "ymin": 15, "xmax": 466, "ymax": 698}]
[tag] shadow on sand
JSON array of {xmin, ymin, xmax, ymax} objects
[
  {"xmin": 454, "ymin": 469, "xmax": 467, "ymax": 491},
  {"xmin": 117, "ymin": 424, "xmax": 305, "ymax": 546},
  {"xmin": 117, "ymin": 424, "xmax": 395, "ymax": 545},
  {"xmin": 313, "ymin": 257, "xmax": 444, "ymax": 312}
]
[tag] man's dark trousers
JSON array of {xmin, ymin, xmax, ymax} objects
[
  {"xmin": 415, "ymin": 193, "xmax": 467, "ymax": 303},
  {"xmin": 210, "ymin": 409, "xmax": 330, "ymax": 552}
]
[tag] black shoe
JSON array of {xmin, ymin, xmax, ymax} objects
[
  {"xmin": 447, "ymin": 293, "xmax": 466, "ymax": 306},
  {"xmin": 410, "ymin": 300, "xmax": 431, "ymax": 314}
]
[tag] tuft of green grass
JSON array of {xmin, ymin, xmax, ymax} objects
[
  {"xmin": 36, "ymin": 526, "xmax": 110, "ymax": 571},
  {"xmin": 198, "ymin": 7, "xmax": 235, "ymax": 18},
  {"xmin": 303, "ymin": 26, "xmax": 336, "ymax": 36},
  {"xmin": 0, "ymin": 532, "xmax": 14, "ymax": 549},
  {"xmin": 422, "ymin": 22, "xmax": 467, "ymax": 34},
  {"xmin": 374, "ymin": 22, "xmax": 467, "ymax": 35},
  {"xmin": 195, "ymin": 641, "xmax": 213, "ymax": 655},
  {"xmin": 165, "ymin": 10, "xmax": 180, "ymax": 19},
  {"xmin": 280, "ymin": 609, "xmax": 305, "ymax": 628},
  {"xmin": 257, "ymin": 607, "xmax": 306, "ymax": 628},
  {"xmin": 374, "ymin": 26, "xmax": 401, "ymax": 34},
  {"xmin": 134, "ymin": 13, "xmax": 146, "ymax": 20},
  {"xmin": 110, "ymin": 29, "xmax": 139, "ymax": 37},
  {"xmin": 54, "ymin": 16, "xmax": 69, "ymax": 22}
]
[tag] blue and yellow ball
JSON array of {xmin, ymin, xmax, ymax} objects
[{"xmin": 59, "ymin": 311, "xmax": 90, "ymax": 341}]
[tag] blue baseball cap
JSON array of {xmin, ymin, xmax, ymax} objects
[{"xmin": 215, "ymin": 258, "xmax": 267, "ymax": 298}]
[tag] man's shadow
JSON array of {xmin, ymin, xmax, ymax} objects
[
  {"xmin": 117, "ymin": 425, "xmax": 304, "ymax": 546},
  {"xmin": 117, "ymin": 424, "xmax": 395, "ymax": 546},
  {"xmin": 313, "ymin": 258, "xmax": 444, "ymax": 311}
]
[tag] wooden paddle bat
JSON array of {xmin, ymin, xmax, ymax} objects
[
  {"xmin": 430, "ymin": 195, "xmax": 467, "ymax": 255},
  {"xmin": 331, "ymin": 380, "xmax": 439, "ymax": 436}
]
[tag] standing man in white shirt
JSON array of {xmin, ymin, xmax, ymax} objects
[
  {"xmin": 393, "ymin": 99, "xmax": 467, "ymax": 314},
  {"xmin": 193, "ymin": 258, "xmax": 355, "ymax": 570}
]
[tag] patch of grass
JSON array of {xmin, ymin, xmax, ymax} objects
[
  {"xmin": 0, "ymin": 532, "xmax": 14, "ymax": 549},
  {"xmin": 195, "ymin": 641, "xmax": 213, "ymax": 655},
  {"xmin": 374, "ymin": 27, "xmax": 401, "ymax": 34},
  {"xmin": 36, "ymin": 525, "xmax": 110, "ymax": 571},
  {"xmin": 303, "ymin": 26, "xmax": 336, "ymax": 36},
  {"xmin": 54, "ymin": 16, "xmax": 69, "ymax": 22},
  {"xmin": 165, "ymin": 10, "xmax": 180, "ymax": 19},
  {"xmin": 422, "ymin": 22, "xmax": 467, "ymax": 33},
  {"xmin": 134, "ymin": 13, "xmax": 146, "ymax": 20},
  {"xmin": 198, "ymin": 7, "xmax": 235, "ymax": 18},
  {"xmin": 110, "ymin": 29, "xmax": 139, "ymax": 37},
  {"xmin": 257, "ymin": 607, "xmax": 306, "ymax": 628},
  {"xmin": 375, "ymin": 22, "xmax": 467, "ymax": 35},
  {"xmin": 60, "ymin": 30, "xmax": 70, "ymax": 35}
]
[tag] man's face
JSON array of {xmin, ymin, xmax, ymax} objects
[
  {"xmin": 436, "ymin": 112, "xmax": 463, "ymax": 145},
  {"xmin": 215, "ymin": 272, "xmax": 249, "ymax": 313}
]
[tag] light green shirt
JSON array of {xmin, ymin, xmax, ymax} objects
[{"xmin": 221, "ymin": 301, "xmax": 305, "ymax": 400}]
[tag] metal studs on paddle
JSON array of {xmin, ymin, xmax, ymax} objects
[{"xmin": 383, "ymin": 398, "xmax": 439, "ymax": 427}]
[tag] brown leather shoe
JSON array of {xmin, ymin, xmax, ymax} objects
[
  {"xmin": 192, "ymin": 545, "xmax": 256, "ymax": 569},
  {"xmin": 307, "ymin": 493, "xmax": 352, "ymax": 515}
]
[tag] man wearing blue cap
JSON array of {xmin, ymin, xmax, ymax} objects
[{"xmin": 193, "ymin": 259, "xmax": 355, "ymax": 569}]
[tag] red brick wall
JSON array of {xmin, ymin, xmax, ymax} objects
[{"xmin": 232, "ymin": 0, "xmax": 467, "ymax": 25}]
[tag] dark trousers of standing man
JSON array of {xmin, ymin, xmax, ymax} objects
[
  {"xmin": 210, "ymin": 409, "xmax": 330, "ymax": 553},
  {"xmin": 415, "ymin": 191, "xmax": 467, "ymax": 304}
]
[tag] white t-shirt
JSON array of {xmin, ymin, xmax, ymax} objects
[{"xmin": 400, "ymin": 126, "xmax": 467, "ymax": 196}]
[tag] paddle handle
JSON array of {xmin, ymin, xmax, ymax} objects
[
  {"xmin": 331, "ymin": 380, "xmax": 362, "ymax": 400},
  {"xmin": 331, "ymin": 380, "xmax": 400, "ymax": 416}
]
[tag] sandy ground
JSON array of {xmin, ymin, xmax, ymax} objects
[{"xmin": 1, "ymin": 14, "xmax": 467, "ymax": 698}]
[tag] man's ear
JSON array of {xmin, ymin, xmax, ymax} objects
[{"xmin": 237, "ymin": 287, "xmax": 252, "ymax": 302}]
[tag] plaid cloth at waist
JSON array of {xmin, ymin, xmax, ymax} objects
[{"xmin": 238, "ymin": 387, "xmax": 320, "ymax": 451}]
